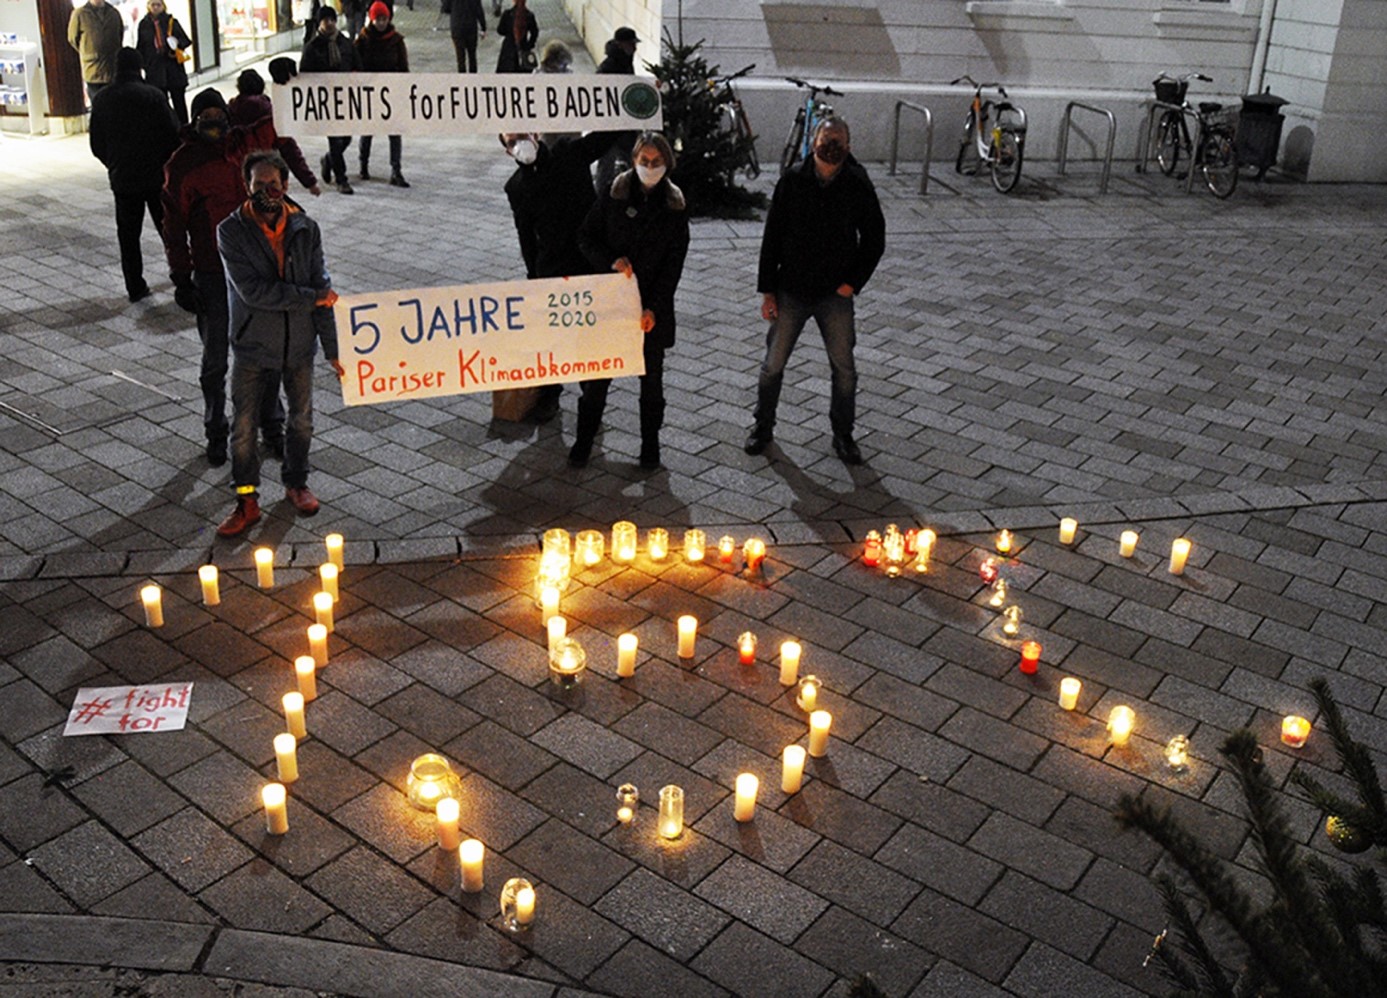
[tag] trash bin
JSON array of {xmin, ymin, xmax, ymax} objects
[{"xmin": 1236, "ymin": 90, "xmax": 1289, "ymax": 180}]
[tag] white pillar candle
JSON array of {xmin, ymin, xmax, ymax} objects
[
  {"xmin": 436, "ymin": 797, "xmax": 462, "ymax": 851},
  {"xmin": 547, "ymin": 615, "xmax": 566, "ymax": 654},
  {"xmin": 1059, "ymin": 518, "xmax": 1077, "ymax": 545},
  {"xmin": 616, "ymin": 633, "xmax": 638, "ymax": 678},
  {"xmin": 140, "ymin": 585, "xmax": 163, "ymax": 628},
  {"xmin": 1120, "ymin": 530, "xmax": 1139, "ymax": 558},
  {"xmin": 460, "ymin": 838, "xmax": 485, "ymax": 893},
  {"xmin": 782, "ymin": 745, "xmax": 807, "ymax": 794},
  {"xmin": 274, "ymin": 732, "xmax": 299, "ymax": 783},
  {"xmin": 262, "ymin": 783, "xmax": 288, "ymax": 834},
  {"xmin": 199, "ymin": 565, "xmax": 220, "ymax": 606},
  {"xmin": 1108, "ymin": 705, "xmax": 1136, "ymax": 747},
  {"xmin": 254, "ymin": 547, "xmax": 274, "ymax": 588},
  {"xmin": 294, "ymin": 655, "xmax": 318, "ymax": 701},
  {"xmin": 779, "ymin": 640, "xmax": 801, "ymax": 686},
  {"xmin": 313, "ymin": 591, "xmax": 334, "ymax": 633},
  {"xmin": 1058, "ymin": 677, "xmax": 1081, "ymax": 711},
  {"xmin": 540, "ymin": 585, "xmax": 560, "ymax": 625},
  {"xmin": 325, "ymin": 533, "xmax": 344, "ymax": 571},
  {"xmin": 308, "ymin": 623, "xmax": 329, "ymax": 666},
  {"xmin": 283, "ymin": 691, "xmax": 307, "ymax": 739},
  {"xmin": 733, "ymin": 773, "xmax": 758, "ymax": 822},
  {"xmin": 514, "ymin": 885, "xmax": 536, "ymax": 926},
  {"xmin": 677, "ymin": 615, "xmax": 697, "ymax": 659},
  {"xmin": 319, "ymin": 563, "xmax": 339, "ymax": 602},
  {"xmin": 808, "ymin": 710, "xmax": 832, "ymax": 757},
  {"xmin": 1169, "ymin": 538, "xmax": 1191, "ymax": 575}
]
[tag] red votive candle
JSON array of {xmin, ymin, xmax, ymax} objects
[
  {"xmin": 737, "ymin": 632, "xmax": 757, "ymax": 666},
  {"xmin": 1019, "ymin": 641, "xmax": 1041, "ymax": 675},
  {"xmin": 863, "ymin": 531, "xmax": 881, "ymax": 567}
]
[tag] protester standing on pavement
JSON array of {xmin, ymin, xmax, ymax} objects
[
  {"xmin": 495, "ymin": 0, "xmax": 537, "ymax": 73},
  {"xmin": 442, "ymin": 0, "xmax": 485, "ymax": 73},
  {"xmin": 216, "ymin": 150, "xmax": 342, "ymax": 537},
  {"xmin": 301, "ymin": 7, "xmax": 360, "ymax": 194},
  {"xmin": 744, "ymin": 118, "xmax": 885, "ymax": 466},
  {"xmin": 67, "ymin": 0, "xmax": 123, "ymax": 101},
  {"xmin": 573, "ymin": 132, "xmax": 689, "ymax": 470},
  {"xmin": 355, "ymin": 2, "xmax": 410, "ymax": 187},
  {"xmin": 593, "ymin": 27, "xmax": 639, "ymax": 198},
  {"xmin": 135, "ymin": 0, "xmax": 192, "ymax": 124},
  {"xmin": 89, "ymin": 48, "xmax": 178, "ymax": 303},
  {"xmin": 228, "ymin": 69, "xmax": 322, "ymax": 197}
]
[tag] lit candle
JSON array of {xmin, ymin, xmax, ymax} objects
[
  {"xmin": 308, "ymin": 623, "xmax": 329, "ymax": 667},
  {"xmin": 1120, "ymin": 530, "xmax": 1139, "ymax": 558},
  {"xmin": 514, "ymin": 885, "xmax": 536, "ymax": 926},
  {"xmin": 1169, "ymin": 538, "xmax": 1191, "ymax": 575},
  {"xmin": 549, "ymin": 637, "xmax": 586, "ymax": 689},
  {"xmin": 616, "ymin": 633, "xmax": 638, "ymax": 678},
  {"xmin": 612, "ymin": 521, "xmax": 638, "ymax": 564},
  {"xmin": 808, "ymin": 710, "xmax": 832, "ymax": 757},
  {"xmin": 988, "ymin": 578, "xmax": 1008, "ymax": 608},
  {"xmin": 282, "ymin": 692, "xmax": 306, "ymax": 739},
  {"xmin": 1019, "ymin": 640, "xmax": 1041, "ymax": 675},
  {"xmin": 782, "ymin": 745, "xmax": 807, "ymax": 794},
  {"xmin": 648, "ymin": 527, "xmax": 669, "ymax": 562},
  {"xmin": 1002, "ymin": 605, "xmax": 1023, "ymax": 636},
  {"xmin": 733, "ymin": 773, "xmax": 758, "ymax": 822},
  {"xmin": 796, "ymin": 675, "xmax": 820, "ymax": 712},
  {"xmin": 683, "ymin": 529, "xmax": 706, "ymax": 563},
  {"xmin": 737, "ymin": 631, "xmax": 757, "ymax": 666},
  {"xmin": 658, "ymin": 784, "xmax": 684, "ymax": 840},
  {"xmin": 1059, "ymin": 518, "xmax": 1077, "ymax": 545},
  {"xmin": 1281, "ymin": 715, "xmax": 1311, "ymax": 748},
  {"xmin": 407, "ymin": 754, "xmax": 461, "ymax": 810},
  {"xmin": 615, "ymin": 783, "xmax": 638, "ymax": 825},
  {"xmin": 978, "ymin": 557, "xmax": 998, "ymax": 584},
  {"xmin": 254, "ymin": 547, "xmax": 274, "ymax": 588},
  {"xmin": 996, "ymin": 530, "xmax": 1012, "ymax": 555},
  {"xmin": 616, "ymin": 806, "xmax": 633, "ymax": 824},
  {"xmin": 677, "ymin": 615, "xmax": 697, "ymax": 659},
  {"xmin": 914, "ymin": 529, "xmax": 936, "ymax": 572},
  {"xmin": 140, "ymin": 584, "xmax": 163, "ymax": 628},
  {"xmin": 325, "ymin": 533, "xmax": 344, "ymax": 571},
  {"xmin": 779, "ymin": 640, "xmax": 801, "ymax": 686},
  {"xmin": 547, "ymin": 615, "xmax": 566, "ymax": 654},
  {"xmin": 274, "ymin": 732, "xmax": 299, "ymax": 783},
  {"xmin": 742, "ymin": 538, "xmax": 766, "ymax": 573},
  {"xmin": 1165, "ymin": 735, "xmax": 1190, "ymax": 772},
  {"xmin": 199, "ymin": 565, "xmax": 220, "ymax": 606},
  {"xmin": 262, "ymin": 783, "xmax": 288, "ymax": 834},
  {"xmin": 1058, "ymin": 677, "xmax": 1081, "ymax": 711},
  {"xmin": 540, "ymin": 585, "xmax": 560, "ymax": 626},
  {"xmin": 459, "ymin": 838, "xmax": 485, "ymax": 892},
  {"xmin": 1108, "ymin": 705, "xmax": 1135, "ymax": 747},
  {"xmin": 575, "ymin": 529, "xmax": 604, "ymax": 567},
  {"xmin": 319, "ymin": 563, "xmax": 339, "ymax": 602},
  {"xmin": 313, "ymin": 591, "xmax": 334, "ymax": 633},
  {"xmin": 718, "ymin": 535, "xmax": 735, "ymax": 565},
  {"xmin": 862, "ymin": 530, "xmax": 881, "ymax": 567},
  {"xmin": 294, "ymin": 655, "xmax": 317, "ymax": 701},
  {"xmin": 436, "ymin": 797, "xmax": 462, "ymax": 851}
]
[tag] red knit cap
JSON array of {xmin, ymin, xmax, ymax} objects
[{"xmin": 368, "ymin": 1, "xmax": 391, "ymax": 20}]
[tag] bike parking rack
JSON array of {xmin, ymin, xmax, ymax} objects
[
  {"xmin": 1056, "ymin": 101, "xmax": 1116, "ymax": 194},
  {"xmin": 1136, "ymin": 100, "xmax": 1206, "ymax": 194},
  {"xmin": 888, "ymin": 100, "xmax": 934, "ymax": 195}
]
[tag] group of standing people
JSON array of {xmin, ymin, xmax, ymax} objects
[
  {"xmin": 69, "ymin": 0, "xmax": 192, "ymax": 123},
  {"xmin": 442, "ymin": 0, "xmax": 538, "ymax": 74}
]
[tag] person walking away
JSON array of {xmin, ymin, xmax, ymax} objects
[
  {"xmin": 743, "ymin": 118, "xmax": 885, "ymax": 465},
  {"xmin": 593, "ymin": 27, "xmax": 639, "ymax": 197},
  {"xmin": 535, "ymin": 39, "xmax": 570, "ymax": 74},
  {"xmin": 441, "ymin": 0, "xmax": 485, "ymax": 73},
  {"xmin": 227, "ymin": 68, "xmax": 322, "ymax": 197},
  {"xmin": 301, "ymin": 7, "xmax": 360, "ymax": 194},
  {"xmin": 67, "ymin": 0, "xmax": 123, "ymax": 102},
  {"xmin": 354, "ymin": 2, "xmax": 410, "ymax": 187},
  {"xmin": 162, "ymin": 88, "xmax": 286, "ymax": 467},
  {"xmin": 216, "ymin": 150, "xmax": 343, "ymax": 537},
  {"xmin": 89, "ymin": 47, "xmax": 179, "ymax": 303},
  {"xmin": 135, "ymin": 0, "xmax": 192, "ymax": 124},
  {"xmin": 573, "ymin": 132, "xmax": 689, "ymax": 469},
  {"xmin": 495, "ymin": 0, "xmax": 537, "ymax": 73}
]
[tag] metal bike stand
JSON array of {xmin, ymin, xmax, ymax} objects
[
  {"xmin": 1137, "ymin": 101, "xmax": 1206, "ymax": 194},
  {"xmin": 888, "ymin": 100, "xmax": 934, "ymax": 195},
  {"xmin": 1056, "ymin": 101, "xmax": 1116, "ymax": 194}
]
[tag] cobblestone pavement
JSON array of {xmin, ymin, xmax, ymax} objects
[{"xmin": 3, "ymin": 4, "xmax": 1387, "ymax": 996}]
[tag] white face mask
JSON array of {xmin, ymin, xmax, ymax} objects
[
  {"xmin": 511, "ymin": 139, "xmax": 538, "ymax": 165},
  {"xmin": 636, "ymin": 164, "xmax": 666, "ymax": 187}
]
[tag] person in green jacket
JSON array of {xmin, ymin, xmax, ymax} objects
[{"xmin": 67, "ymin": 0, "xmax": 124, "ymax": 100}]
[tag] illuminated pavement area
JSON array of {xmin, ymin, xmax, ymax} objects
[{"xmin": 3, "ymin": 4, "xmax": 1387, "ymax": 996}]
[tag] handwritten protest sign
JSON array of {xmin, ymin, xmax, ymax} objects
[
  {"xmin": 337, "ymin": 272, "xmax": 645, "ymax": 407},
  {"xmin": 64, "ymin": 683, "xmax": 193, "ymax": 737},
  {"xmin": 273, "ymin": 73, "xmax": 662, "ymax": 138}
]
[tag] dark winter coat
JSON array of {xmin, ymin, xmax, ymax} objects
[
  {"xmin": 89, "ymin": 71, "xmax": 179, "ymax": 195},
  {"xmin": 67, "ymin": 2, "xmax": 123, "ymax": 85},
  {"xmin": 579, "ymin": 170, "xmax": 690, "ymax": 350},
  {"xmin": 355, "ymin": 24, "xmax": 408, "ymax": 73},
  {"xmin": 136, "ymin": 12, "xmax": 191, "ymax": 91},
  {"xmin": 596, "ymin": 41, "xmax": 634, "ymax": 75},
  {"xmin": 228, "ymin": 94, "xmax": 320, "ymax": 191},
  {"xmin": 504, "ymin": 132, "xmax": 611, "ymax": 280},
  {"xmin": 757, "ymin": 154, "xmax": 885, "ymax": 301},
  {"xmin": 300, "ymin": 30, "xmax": 361, "ymax": 74},
  {"xmin": 442, "ymin": 0, "xmax": 485, "ymax": 43},
  {"xmin": 495, "ymin": 7, "xmax": 538, "ymax": 73}
]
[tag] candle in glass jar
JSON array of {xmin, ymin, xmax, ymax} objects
[
  {"xmin": 733, "ymin": 773, "xmax": 758, "ymax": 822},
  {"xmin": 617, "ymin": 633, "xmax": 638, "ymax": 677},
  {"xmin": 313, "ymin": 591, "xmax": 334, "ymax": 633},
  {"xmin": 1169, "ymin": 538, "xmax": 1192, "ymax": 575},
  {"xmin": 1108, "ymin": 705, "xmax": 1135, "ymax": 747},
  {"xmin": 996, "ymin": 530, "xmax": 1013, "ymax": 555},
  {"xmin": 648, "ymin": 527, "xmax": 669, "ymax": 562},
  {"xmin": 282, "ymin": 691, "xmax": 306, "ymax": 739},
  {"xmin": 1059, "ymin": 518, "xmax": 1077, "ymax": 545},
  {"xmin": 294, "ymin": 655, "xmax": 317, "ymax": 701},
  {"xmin": 274, "ymin": 732, "xmax": 299, "ymax": 783},
  {"xmin": 319, "ymin": 563, "xmax": 339, "ymax": 602},
  {"xmin": 308, "ymin": 623, "xmax": 329, "ymax": 666},
  {"xmin": 1120, "ymin": 530, "xmax": 1139, "ymax": 558},
  {"xmin": 658, "ymin": 784, "xmax": 684, "ymax": 840},
  {"xmin": 325, "ymin": 533, "xmax": 344, "ymax": 571},
  {"xmin": 547, "ymin": 615, "xmax": 566, "ymax": 654},
  {"xmin": 779, "ymin": 640, "xmax": 801, "ymax": 686},
  {"xmin": 612, "ymin": 521, "xmax": 637, "ymax": 564},
  {"xmin": 677, "ymin": 615, "xmax": 697, "ymax": 659},
  {"xmin": 262, "ymin": 782, "xmax": 288, "ymax": 834},
  {"xmin": 1058, "ymin": 677, "xmax": 1081, "ymax": 711},
  {"xmin": 540, "ymin": 585, "xmax": 560, "ymax": 626},
  {"xmin": 199, "ymin": 565, "xmax": 220, "ymax": 606},
  {"xmin": 254, "ymin": 547, "xmax": 274, "ymax": 588},
  {"xmin": 460, "ymin": 838, "xmax": 485, "ymax": 892},
  {"xmin": 436, "ymin": 797, "xmax": 462, "ymax": 851},
  {"xmin": 782, "ymin": 745, "xmax": 807, "ymax": 794},
  {"xmin": 1002, "ymin": 605, "xmax": 1023, "ymax": 636},
  {"xmin": 914, "ymin": 529, "xmax": 936, "ymax": 572},
  {"xmin": 742, "ymin": 538, "xmax": 766, "ymax": 573},
  {"xmin": 718, "ymin": 535, "xmax": 736, "ymax": 565},
  {"xmin": 683, "ymin": 529, "xmax": 706, "ymax": 563},
  {"xmin": 808, "ymin": 710, "xmax": 832, "ymax": 757},
  {"xmin": 862, "ymin": 530, "xmax": 881, "ymax": 567},
  {"xmin": 1019, "ymin": 640, "xmax": 1041, "ymax": 675},
  {"xmin": 575, "ymin": 529, "xmax": 604, "ymax": 567},
  {"xmin": 796, "ymin": 675, "xmax": 820, "ymax": 712},
  {"xmin": 737, "ymin": 632, "xmax": 757, "ymax": 666},
  {"xmin": 140, "ymin": 584, "xmax": 163, "ymax": 628},
  {"xmin": 1281, "ymin": 715, "xmax": 1311, "ymax": 748}
]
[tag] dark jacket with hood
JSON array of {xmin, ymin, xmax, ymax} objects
[
  {"xmin": 89, "ymin": 63, "xmax": 179, "ymax": 194},
  {"xmin": 136, "ymin": 12, "xmax": 191, "ymax": 91},
  {"xmin": 579, "ymin": 170, "xmax": 690, "ymax": 351},
  {"xmin": 495, "ymin": 6, "xmax": 538, "ymax": 73},
  {"xmin": 442, "ymin": 0, "xmax": 485, "ymax": 42},
  {"xmin": 67, "ymin": 2, "xmax": 123, "ymax": 85},
  {"xmin": 355, "ymin": 22, "xmax": 408, "ymax": 73},
  {"xmin": 504, "ymin": 131, "xmax": 611, "ymax": 279},
  {"xmin": 596, "ymin": 40, "xmax": 634, "ymax": 75},
  {"xmin": 301, "ymin": 28, "xmax": 361, "ymax": 74},
  {"xmin": 228, "ymin": 93, "xmax": 319, "ymax": 191}
]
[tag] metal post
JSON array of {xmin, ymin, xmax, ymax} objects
[
  {"xmin": 1057, "ymin": 101, "xmax": 1116, "ymax": 194},
  {"xmin": 888, "ymin": 100, "xmax": 934, "ymax": 195}
]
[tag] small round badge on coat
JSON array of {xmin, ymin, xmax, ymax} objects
[{"xmin": 625, "ymin": 207, "xmax": 638, "ymax": 218}]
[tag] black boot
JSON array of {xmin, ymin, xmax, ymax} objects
[
  {"xmin": 746, "ymin": 377, "xmax": 780, "ymax": 454},
  {"xmin": 389, "ymin": 168, "xmax": 410, "ymax": 188},
  {"xmin": 570, "ymin": 384, "xmax": 606, "ymax": 467}
]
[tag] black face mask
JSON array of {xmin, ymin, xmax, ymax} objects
[
  {"xmin": 250, "ymin": 189, "xmax": 283, "ymax": 214},
  {"xmin": 196, "ymin": 120, "xmax": 225, "ymax": 142},
  {"xmin": 815, "ymin": 141, "xmax": 846, "ymax": 166}
]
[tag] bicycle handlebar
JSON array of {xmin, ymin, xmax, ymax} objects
[
  {"xmin": 1155, "ymin": 72, "xmax": 1214, "ymax": 84},
  {"xmin": 951, "ymin": 76, "xmax": 1008, "ymax": 98},
  {"xmin": 785, "ymin": 76, "xmax": 843, "ymax": 97},
  {"xmin": 712, "ymin": 63, "xmax": 756, "ymax": 85}
]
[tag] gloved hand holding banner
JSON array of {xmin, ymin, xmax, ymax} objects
[{"xmin": 337, "ymin": 272, "xmax": 645, "ymax": 407}]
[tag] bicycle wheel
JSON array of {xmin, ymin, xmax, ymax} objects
[
  {"xmin": 990, "ymin": 130, "xmax": 1023, "ymax": 194},
  {"xmin": 734, "ymin": 106, "xmax": 760, "ymax": 179},
  {"xmin": 780, "ymin": 114, "xmax": 804, "ymax": 174},
  {"xmin": 1155, "ymin": 112, "xmax": 1181, "ymax": 176},
  {"xmin": 1201, "ymin": 129, "xmax": 1238, "ymax": 199},
  {"xmin": 954, "ymin": 113, "xmax": 976, "ymax": 174}
]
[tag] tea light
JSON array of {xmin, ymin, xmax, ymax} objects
[
  {"xmin": 1169, "ymin": 538, "xmax": 1191, "ymax": 575},
  {"xmin": 549, "ymin": 637, "xmax": 587, "ymax": 689},
  {"xmin": 575, "ymin": 529, "xmax": 604, "ymax": 567},
  {"xmin": 1165, "ymin": 735, "xmax": 1190, "ymax": 773},
  {"xmin": 254, "ymin": 547, "xmax": 274, "ymax": 588},
  {"xmin": 862, "ymin": 530, "xmax": 881, "ymax": 567},
  {"xmin": 1108, "ymin": 705, "xmax": 1136, "ymax": 747},
  {"xmin": 282, "ymin": 692, "xmax": 306, "ymax": 739},
  {"xmin": 262, "ymin": 782, "xmax": 288, "ymax": 834},
  {"xmin": 1120, "ymin": 530, "xmax": 1139, "ymax": 558},
  {"xmin": 796, "ymin": 675, "xmax": 820, "ymax": 712},
  {"xmin": 737, "ymin": 631, "xmax": 757, "ymax": 666},
  {"xmin": 313, "ymin": 591, "xmax": 334, "ymax": 633},
  {"xmin": 547, "ymin": 615, "xmax": 566, "ymax": 654},
  {"xmin": 658, "ymin": 784, "xmax": 684, "ymax": 840},
  {"xmin": 988, "ymin": 578, "xmax": 1008, "ymax": 608},
  {"xmin": 459, "ymin": 838, "xmax": 485, "ymax": 892},
  {"xmin": 501, "ymin": 877, "xmax": 535, "ymax": 930},
  {"xmin": 979, "ymin": 557, "xmax": 998, "ymax": 584},
  {"xmin": 540, "ymin": 585, "xmax": 560, "ymax": 625},
  {"xmin": 407, "ymin": 753, "xmax": 462, "ymax": 811},
  {"xmin": 325, "ymin": 533, "xmax": 344, "ymax": 571},
  {"xmin": 612, "ymin": 521, "xmax": 638, "ymax": 564},
  {"xmin": 1059, "ymin": 518, "xmax": 1077, "ymax": 545},
  {"xmin": 782, "ymin": 745, "xmax": 807, "ymax": 794},
  {"xmin": 648, "ymin": 527, "xmax": 669, "ymax": 562},
  {"xmin": 904, "ymin": 529, "xmax": 918, "ymax": 555},
  {"xmin": 308, "ymin": 623, "xmax": 329, "ymax": 666},
  {"xmin": 677, "ymin": 615, "xmax": 697, "ymax": 659},
  {"xmin": 199, "ymin": 565, "xmax": 220, "ymax": 606},
  {"xmin": 914, "ymin": 529, "xmax": 936, "ymax": 572},
  {"xmin": 779, "ymin": 640, "xmax": 801, "ymax": 686},
  {"xmin": 808, "ymin": 710, "xmax": 832, "ymax": 757},
  {"xmin": 1058, "ymin": 677, "xmax": 1081, "ymax": 711},
  {"xmin": 733, "ymin": 773, "xmax": 758, "ymax": 822},
  {"xmin": 1019, "ymin": 641, "xmax": 1041, "ymax": 675},
  {"xmin": 615, "ymin": 784, "xmax": 639, "ymax": 825},
  {"xmin": 542, "ymin": 527, "xmax": 571, "ymax": 561},
  {"xmin": 683, "ymin": 529, "xmax": 706, "ymax": 563},
  {"xmin": 718, "ymin": 535, "xmax": 736, "ymax": 565},
  {"xmin": 294, "ymin": 655, "xmax": 317, "ymax": 701},
  {"xmin": 1002, "ymin": 605, "xmax": 1023, "ymax": 636},
  {"xmin": 140, "ymin": 584, "xmax": 163, "ymax": 628},
  {"xmin": 616, "ymin": 633, "xmax": 638, "ymax": 677},
  {"xmin": 436, "ymin": 797, "xmax": 462, "ymax": 851},
  {"xmin": 996, "ymin": 530, "xmax": 1013, "ymax": 555},
  {"xmin": 743, "ymin": 538, "xmax": 766, "ymax": 573},
  {"xmin": 274, "ymin": 732, "xmax": 299, "ymax": 783},
  {"xmin": 1281, "ymin": 715, "xmax": 1311, "ymax": 748}
]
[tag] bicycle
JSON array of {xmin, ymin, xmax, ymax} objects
[
  {"xmin": 709, "ymin": 63, "xmax": 760, "ymax": 181},
  {"xmin": 951, "ymin": 75, "xmax": 1027, "ymax": 194},
  {"xmin": 1150, "ymin": 73, "xmax": 1238, "ymax": 199},
  {"xmin": 779, "ymin": 76, "xmax": 842, "ymax": 174}
]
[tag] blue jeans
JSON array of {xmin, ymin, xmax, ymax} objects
[
  {"xmin": 754, "ymin": 290, "xmax": 857, "ymax": 439},
  {"xmin": 231, "ymin": 360, "xmax": 314, "ymax": 491},
  {"xmin": 195, "ymin": 269, "xmax": 283, "ymax": 443}
]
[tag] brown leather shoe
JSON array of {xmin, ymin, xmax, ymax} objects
[
  {"xmin": 217, "ymin": 495, "xmax": 261, "ymax": 537},
  {"xmin": 285, "ymin": 486, "xmax": 320, "ymax": 516}
]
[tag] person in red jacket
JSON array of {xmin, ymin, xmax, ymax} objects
[
  {"xmin": 161, "ymin": 87, "xmax": 286, "ymax": 467},
  {"xmin": 354, "ymin": 2, "xmax": 410, "ymax": 187},
  {"xmin": 227, "ymin": 69, "xmax": 322, "ymax": 197}
]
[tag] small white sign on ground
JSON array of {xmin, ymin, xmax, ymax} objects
[{"xmin": 64, "ymin": 683, "xmax": 193, "ymax": 737}]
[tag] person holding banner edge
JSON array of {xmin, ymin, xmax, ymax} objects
[{"xmin": 355, "ymin": 2, "xmax": 410, "ymax": 188}]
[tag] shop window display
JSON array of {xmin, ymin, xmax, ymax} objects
[{"xmin": 217, "ymin": 0, "xmax": 276, "ymax": 46}]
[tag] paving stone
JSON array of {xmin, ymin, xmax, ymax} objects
[
  {"xmin": 892, "ymin": 888, "xmax": 1029, "ymax": 984},
  {"xmin": 797, "ymin": 904, "xmax": 932, "ymax": 996},
  {"xmin": 71, "ymin": 759, "xmax": 187, "ymax": 837},
  {"xmin": 593, "ymin": 866, "xmax": 730, "ymax": 962},
  {"xmin": 530, "ymin": 713, "xmax": 644, "ymax": 780},
  {"xmin": 383, "ymin": 896, "xmax": 529, "ymax": 973},
  {"xmin": 167, "ymin": 751, "xmax": 264, "ymax": 826},
  {"xmin": 0, "ymin": 858, "xmax": 77, "ymax": 914},
  {"xmin": 585, "ymin": 939, "xmax": 730, "ymax": 998},
  {"xmin": 332, "ymin": 782, "xmax": 435, "ymax": 864},
  {"xmin": 132, "ymin": 807, "xmax": 254, "ymax": 893},
  {"xmin": 787, "ymin": 838, "xmax": 921, "ymax": 928},
  {"xmin": 509, "ymin": 818, "xmax": 635, "ymax": 907},
  {"xmin": 979, "ymin": 871, "xmax": 1114, "ymax": 961},
  {"xmin": 198, "ymin": 858, "xmax": 334, "ymax": 933},
  {"xmin": 938, "ymin": 707, "xmax": 1051, "ymax": 771},
  {"xmin": 690, "ymin": 921, "xmax": 835, "ymax": 998},
  {"xmin": 1004, "ymin": 941, "xmax": 1145, "ymax": 998},
  {"xmin": 911, "ymin": 959, "xmax": 1011, "ymax": 997},
  {"xmin": 90, "ymin": 871, "xmax": 215, "ymax": 924},
  {"xmin": 304, "ymin": 845, "xmax": 435, "ymax": 936},
  {"xmin": 0, "ymin": 774, "xmax": 88, "ymax": 852},
  {"xmin": 947, "ymin": 755, "xmax": 1066, "ymax": 826},
  {"xmin": 0, "ymin": 912, "xmax": 212, "ymax": 971},
  {"xmin": 856, "ymin": 715, "xmax": 971, "ymax": 783},
  {"xmin": 968, "ymin": 812, "xmax": 1096, "ymax": 891}
]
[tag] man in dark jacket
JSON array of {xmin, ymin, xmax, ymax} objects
[
  {"xmin": 596, "ymin": 26, "xmax": 637, "ymax": 74},
  {"xmin": 301, "ymin": 7, "xmax": 360, "ymax": 194},
  {"xmin": 744, "ymin": 117, "xmax": 885, "ymax": 465},
  {"xmin": 216, "ymin": 150, "xmax": 343, "ymax": 537},
  {"xmin": 354, "ymin": 2, "xmax": 409, "ymax": 187},
  {"xmin": 67, "ymin": 0, "xmax": 123, "ymax": 100},
  {"xmin": 89, "ymin": 48, "xmax": 178, "ymax": 303},
  {"xmin": 442, "ymin": 0, "xmax": 485, "ymax": 73}
]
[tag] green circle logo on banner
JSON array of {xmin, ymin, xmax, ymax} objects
[{"xmin": 621, "ymin": 83, "xmax": 661, "ymax": 120}]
